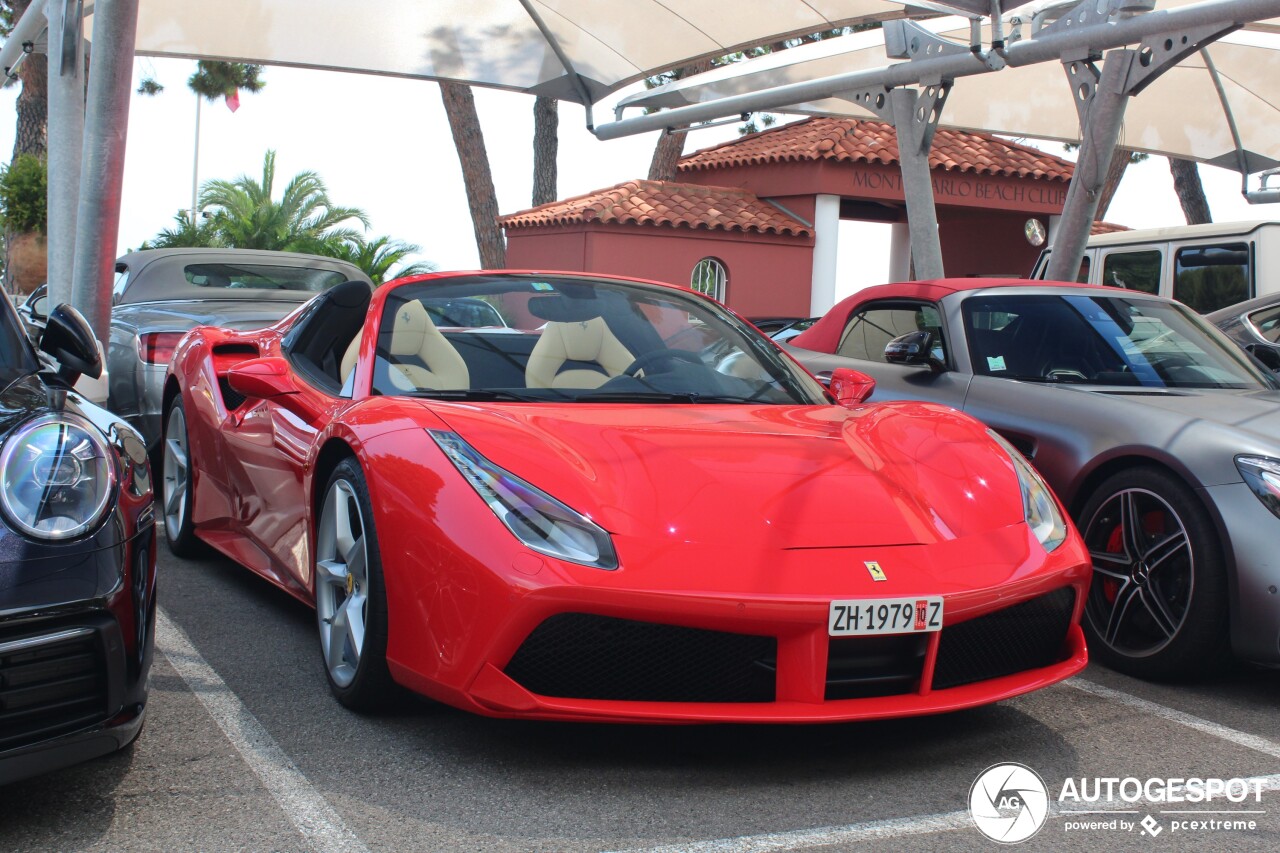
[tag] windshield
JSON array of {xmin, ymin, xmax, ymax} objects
[
  {"xmin": 0, "ymin": 295, "xmax": 40, "ymax": 387},
  {"xmin": 372, "ymin": 274, "xmax": 826, "ymax": 404},
  {"xmin": 963, "ymin": 293, "xmax": 1274, "ymax": 390}
]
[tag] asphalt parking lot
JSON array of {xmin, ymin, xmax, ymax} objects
[{"xmin": 3, "ymin": 543, "xmax": 1278, "ymax": 853}]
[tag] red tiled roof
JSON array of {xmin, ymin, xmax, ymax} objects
[
  {"xmin": 1091, "ymin": 220, "xmax": 1131, "ymax": 235},
  {"xmin": 679, "ymin": 117, "xmax": 1074, "ymax": 182},
  {"xmin": 499, "ymin": 180, "xmax": 813, "ymax": 236}
]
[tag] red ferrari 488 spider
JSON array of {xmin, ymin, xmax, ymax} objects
[{"xmin": 162, "ymin": 271, "xmax": 1089, "ymax": 722}]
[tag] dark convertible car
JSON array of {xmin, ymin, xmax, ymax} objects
[{"xmin": 0, "ymin": 293, "xmax": 156, "ymax": 785}]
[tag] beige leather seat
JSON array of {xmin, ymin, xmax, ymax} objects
[
  {"xmin": 525, "ymin": 318, "xmax": 634, "ymax": 389},
  {"xmin": 342, "ymin": 301, "xmax": 469, "ymax": 393}
]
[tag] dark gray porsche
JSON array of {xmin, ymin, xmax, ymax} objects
[
  {"xmin": 0, "ymin": 292, "xmax": 156, "ymax": 785},
  {"xmin": 788, "ymin": 278, "xmax": 1280, "ymax": 680}
]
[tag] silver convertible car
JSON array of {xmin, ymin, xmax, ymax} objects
[
  {"xmin": 106, "ymin": 248, "xmax": 371, "ymax": 453},
  {"xmin": 787, "ymin": 278, "xmax": 1280, "ymax": 680}
]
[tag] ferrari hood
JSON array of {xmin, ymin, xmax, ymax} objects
[{"xmin": 426, "ymin": 402, "xmax": 1025, "ymax": 548}]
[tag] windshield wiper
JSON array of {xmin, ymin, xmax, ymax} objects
[
  {"xmin": 576, "ymin": 391, "xmax": 759, "ymax": 403},
  {"xmin": 410, "ymin": 389, "xmax": 540, "ymax": 402}
]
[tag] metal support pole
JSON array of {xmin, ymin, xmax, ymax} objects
[
  {"xmin": 889, "ymin": 87, "xmax": 945, "ymax": 280},
  {"xmin": 45, "ymin": 0, "xmax": 84, "ymax": 309},
  {"xmin": 191, "ymin": 93, "xmax": 201, "ymax": 221},
  {"xmin": 1044, "ymin": 52, "xmax": 1133, "ymax": 283},
  {"xmin": 72, "ymin": 0, "xmax": 140, "ymax": 343}
]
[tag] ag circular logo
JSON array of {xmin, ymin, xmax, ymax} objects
[{"xmin": 969, "ymin": 763, "xmax": 1050, "ymax": 844}]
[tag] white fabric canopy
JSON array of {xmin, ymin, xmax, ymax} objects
[{"xmin": 85, "ymin": 0, "xmax": 923, "ymax": 104}]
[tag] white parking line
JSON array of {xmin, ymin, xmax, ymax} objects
[
  {"xmin": 609, "ymin": 680, "xmax": 1280, "ymax": 853},
  {"xmin": 1066, "ymin": 678, "xmax": 1280, "ymax": 760},
  {"xmin": 157, "ymin": 608, "xmax": 369, "ymax": 853},
  {"xmin": 607, "ymin": 775, "xmax": 1280, "ymax": 853}
]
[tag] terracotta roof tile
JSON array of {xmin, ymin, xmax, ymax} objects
[
  {"xmin": 499, "ymin": 180, "xmax": 813, "ymax": 237},
  {"xmin": 679, "ymin": 117, "xmax": 1074, "ymax": 182}
]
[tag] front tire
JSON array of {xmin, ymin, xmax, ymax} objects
[
  {"xmin": 162, "ymin": 397, "xmax": 203, "ymax": 557},
  {"xmin": 314, "ymin": 458, "xmax": 396, "ymax": 711},
  {"xmin": 1079, "ymin": 467, "xmax": 1228, "ymax": 680}
]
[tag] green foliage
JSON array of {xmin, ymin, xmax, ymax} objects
[
  {"xmin": 0, "ymin": 153, "xmax": 47, "ymax": 233},
  {"xmin": 325, "ymin": 235, "xmax": 437, "ymax": 285},
  {"xmin": 195, "ymin": 150, "xmax": 369, "ymax": 253},
  {"xmin": 140, "ymin": 211, "xmax": 223, "ymax": 250},
  {"xmin": 189, "ymin": 61, "xmax": 266, "ymax": 101},
  {"xmin": 136, "ymin": 78, "xmax": 165, "ymax": 96},
  {"xmin": 142, "ymin": 151, "xmax": 433, "ymax": 277}
]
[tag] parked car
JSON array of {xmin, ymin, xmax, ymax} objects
[
  {"xmin": 0, "ymin": 293, "xmax": 156, "ymax": 785},
  {"xmin": 1207, "ymin": 291, "xmax": 1280, "ymax": 371},
  {"xmin": 107, "ymin": 248, "xmax": 373, "ymax": 454},
  {"xmin": 770, "ymin": 316, "xmax": 818, "ymax": 344},
  {"xmin": 1030, "ymin": 220, "xmax": 1280, "ymax": 314},
  {"xmin": 787, "ymin": 278, "xmax": 1280, "ymax": 679},
  {"xmin": 161, "ymin": 271, "xmax": 1089, "ymax": 720}
]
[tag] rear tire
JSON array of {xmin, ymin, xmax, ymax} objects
[
  {"xmin": 161, "ymin": 397, "xmax": 204, "ymax": 557},
  {"xmin": 1079, "ymin": 467, "xmax": 1228, "ymax": 680},
  {"xmin": 314, "ymin": 458, "xmax": 397, "ymax": 712}
]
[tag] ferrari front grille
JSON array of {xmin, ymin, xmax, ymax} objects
[
  {"xmin": 0, "ymin": 627, "xmax": 108, "ymax": 750},
  {"xmin": 504, "ymin": 613, "xmax": 776, "ymax": 703},
  {"xmin": 825, "ymin": 633, "xmax": 928, "ymax": 700},
  {"xmin": 931, "ymin": 587, "xmax": 1076, "ymax": 690}
]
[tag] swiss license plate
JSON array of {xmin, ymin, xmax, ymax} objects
[{"xmin": 828, "ymin": 597, "xmax": 944, "ymax": 636}]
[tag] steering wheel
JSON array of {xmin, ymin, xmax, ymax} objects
[{"xmin": 622, "ymin": 348, "xmax": 704, "ymax": 377}]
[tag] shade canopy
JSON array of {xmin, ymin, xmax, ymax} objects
[
  {"xmin": 621, "ymin": 4, "xmax": 1280, "ymax": 171},
  {"xmin": 83, "ymin": 0, "xmax": 932, "ymax": 105}
]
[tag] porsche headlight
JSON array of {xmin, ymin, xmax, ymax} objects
[
  {"xmin": 987, "ymin": 430, "xmax": 1068, "ymax": 553},
  {"xmin": 0, "ymin": 413, "xmax": 117, "ymax": 540},
  {"xmin": 429, "ymin": 430, "xmax": 618, "ymax": 569},
  {"xmin": 1235, "ymin": 456, "xmax": 1280, "ymax": 519}
]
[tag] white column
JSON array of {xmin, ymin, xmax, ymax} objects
[
  {"xmin": 888, "ymin": 223, "xmax": 911, "ymax": 282},
  {"xmin": 809, "ymin": 194, "xmax": 840, "ymax": 316}
]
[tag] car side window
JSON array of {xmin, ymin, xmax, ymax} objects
[
  {"xmin": 1101, "ymin": 250, "xmax": 1161, "ymax": 294},
  {"xmin": 1174, "ymin": 243, "xmax": 1251, "ymax": 314},
  {"xmin": 1247, "ymin": 305, "xmax": 1280, "ymax": 344},
  {"xmin": 837, "ymin": 303, "xmax": 946, "ymax": 364}
]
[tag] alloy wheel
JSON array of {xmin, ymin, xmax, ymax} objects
[
  {"xmin": 162, "ymin": 405, "xmax": 189, "ymax": 542},
  {"xmin": 1083, "ymin": 487, "xmax": 1194, "ymax": 658},
  {"xmin": 315, "ymin": 479, "xmax": 369, "ymax": 688}
]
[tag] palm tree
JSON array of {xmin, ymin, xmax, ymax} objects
[
  {"xmin": 198, "ymin": 150, "xmax": 369, "ymax": 253},
  {"xmin": 329, "ymin": 234, "xmax": 437, "ymax": 285},
  {"xmin": 141, "ymin": 210, "xmax": 222, "ymax": 249}
]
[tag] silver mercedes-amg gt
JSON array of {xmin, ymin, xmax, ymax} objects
[{"xmin": 787, "ymin": 278, "xmax": 1280, "ymax": 680}]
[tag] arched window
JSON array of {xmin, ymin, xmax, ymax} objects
[{"xmin": 690, "ymin": 257, "xmax": 728, "ymax": 302}]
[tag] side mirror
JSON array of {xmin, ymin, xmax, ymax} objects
[
  {"xmin": 41, "ymin": 304, "xmax": 103, "ymax": 385},
  {"xmin": 828, "ymin": 367, "xmax": 876, "ymax": 407},
  {"xmin": 24, "ymin": 285, "xmax": 49, "ymax": 320},
  {"xmin": 226, "ymin": 357, "xmax": 299, "ymax": 400},
  {"xmin": 884, "ymin": 331, "xmax": 943, "ymax": 372}
]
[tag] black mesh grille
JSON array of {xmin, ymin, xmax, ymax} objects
[
  {"xmin": 218, "ymin": 377, "xmax": 247, "ymax": 411},
  {"xmin": 932, "ymin": 587, "xmax": 1076, "ymax": 690},
  {"xmin": 504, "ymin": 614, "xmax": 776, "ymax": 702},
  {"xmin": 0, "ymin": 630, "xmax": 108, "ymax": 750},
  {"xmin": 825, "ymin": 634, "xmax": 928, "ymax": 700}
]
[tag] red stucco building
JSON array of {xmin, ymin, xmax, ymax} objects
[{"xmin": 501, "ymin": 117, "xmax": 1075, "ymax": 317}]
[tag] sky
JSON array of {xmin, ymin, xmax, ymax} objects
[{"xmin": 0, "ymin": 55, "xmax": 1273, "ymax": 296}]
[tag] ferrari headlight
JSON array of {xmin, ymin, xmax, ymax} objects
[
  {"xmin": 429, "ymin": 430, "xmax": 618, "ymax": 569},
  {"xmin": 987, "ymin": 430, "xmax": 1068, "ymax": 553},
  {"xmin": 1236, "ymin": 456, "xmax": 1280, "ymax": 519},
  {"xmin": 0, "ymin": 413, "xmax": 117, "ymax": 540}
]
